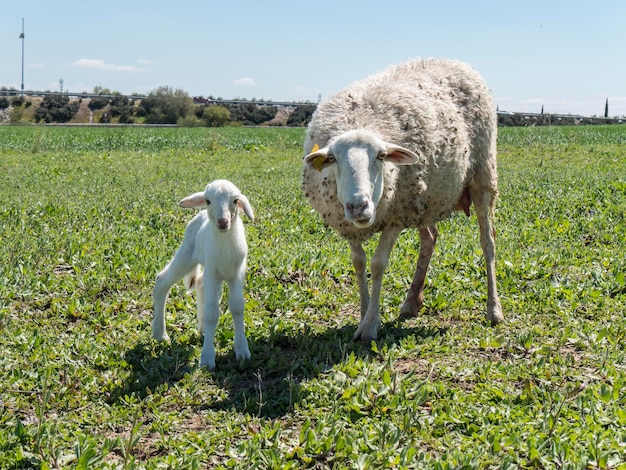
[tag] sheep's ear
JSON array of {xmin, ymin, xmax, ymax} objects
[
  {"xmin": 237, "ymin": 194, "xmax": 254, "ymax": 221},
  {"xmin": 304, "ymin": 144, "xmax": 333, "ymax": 172},
  {"xmin": 384, "ymin": 144, "xmax": 420, "ymax": 165},
  {"xmin": 179, "ymin": 192, "xmax": 206, "ymax": 208}
]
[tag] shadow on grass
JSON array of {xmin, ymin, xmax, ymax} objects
[{"xmin": 111, "ymin": 319, "xmax": 446, "ymax": 418}]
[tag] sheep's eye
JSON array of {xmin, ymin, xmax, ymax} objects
[
  {"xmin": 377, "ymin": 151, "xmax": 387, "ymax": 161},
  {"xmin": 233, "ymin": 198, "xmax": 239, "ymax": 205},
  {"xmin": 327, "ymin": 154, "xmax": 336, "ymax": 164},
  {"xmin": 205, "ymin": 199, "xmax": 211, "ymax": 205}
]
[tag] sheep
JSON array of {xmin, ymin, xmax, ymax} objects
[
  {"xmin": 302, "ymin": 58, "xmax": 503, "ymax": 343},
  {"xmin": 151, "ymin": 179, "xmax": 254, "ymax": 369}
]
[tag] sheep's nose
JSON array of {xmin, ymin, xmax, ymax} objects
[
  {"xmin": 217, "ymin": 218, "xmax": 229, "ymax": 230},
  {"xmin": 346, "ymin": 200, "xmax": 369, "ymax": 217}
]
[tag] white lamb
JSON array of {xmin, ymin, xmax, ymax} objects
[
  {"xmin": 302, "ymin": 58, "xmax": 504, "ymax": 343},
  {"xmin": 151, "ymin": 179, "xmax": 254, "ymax": 369}
]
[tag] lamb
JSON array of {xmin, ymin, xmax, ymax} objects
[
  {"xmin": 302, "ymin": 58, "xmax": 503, "ymax": 343},
  {"xmin": 151, "ymin": 179, "xmax": 254, "ymax": 369}
]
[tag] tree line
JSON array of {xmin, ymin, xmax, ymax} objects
[
  {"xmin": 2, "ymin": 85, "xmax": 623, "ymax": 127},
  {"xmin": 0, "ymin": 86, "xmax": 317, "ymax": 127}
]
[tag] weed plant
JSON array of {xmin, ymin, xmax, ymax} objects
[{"xmin": 0, "ymin": 125, "xmax": 625, "ymax": 468}]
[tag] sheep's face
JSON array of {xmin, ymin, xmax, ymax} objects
[
  {"xmin": 179, "ymin": 179, "xmax": 254, "ymax": 232},
  {"xmin": 304, "ymin": 129, "xmax": 419, "ymax": 228}
]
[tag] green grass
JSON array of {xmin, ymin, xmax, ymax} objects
[{"xmin": 0, "ymin": 125, "xmax": 625, "ymax": 469}]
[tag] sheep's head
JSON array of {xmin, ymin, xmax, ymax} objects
[
  {"xmin": 304, "ymin": 129, "xmax": 419, "ymax": 228},
  {"xmin": 179, "ymin": 179, "xmax": 254, "ymax": 232}
]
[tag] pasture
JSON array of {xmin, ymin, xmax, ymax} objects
[{"xmin": 0, "ymin": 125, "xmax": 625, "ymax": 468}]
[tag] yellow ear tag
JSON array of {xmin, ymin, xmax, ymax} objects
[
  {"xmin": 311, "ymin": 155, "xmax": 326, "ymax": 172},
  {"xmin": 311, "ymin": 144, "xmax": 320, "ymax": 152}
]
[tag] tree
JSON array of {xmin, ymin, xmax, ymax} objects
[
  {"xmin": 35, "ymin": 95, "xmax": 79, "ymax": 123},
  {"xmin": 287, "ymin": 104, "xmax": 316, "ymax": 127},
  {"xmin": 137, "ymin": 86, "xmax": 193, "ymax": 124},
  {"xmin": 88, "ymin": 96, "xmax": 110, "ymax": 111},
  {"xmin": 202, "ymin": 106, "xmax": 230, "ymax": 127}
]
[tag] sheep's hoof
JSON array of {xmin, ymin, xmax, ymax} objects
[
  {"xmin": 487, "ymin": 301, "xmax": 504, "ymax": 326},
  {"xmin": 399, "ymin": 290, "xmax": 424, "ymax": 319},
  {"xmin": 399, "ymin": 304, "xmax": 420, "ymax": 319},
  {"xmin": 357, "ymin": 334, "xmax": 376, "ymax": 345},
  {"xmin": 352, "ymin": 323, "xmax": 378, "ymax": 344}
]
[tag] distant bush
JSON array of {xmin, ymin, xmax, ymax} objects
[
  {"xmin": 11, "ymin": 96, "xmax": 24, "ymax": 107},
  {"xmin": 88, "ymin": 96, "xmax": 110, "ymax": 111},
  {"xmin": 177, "ymin": 114, "xmax": 205, "ymax": 127},
  {"xmin": 225, "ymin": 103, "xmax": 278, "ymax": 126},
  {"xmin": 202, "ymin": 105, "xmax": 230, "ymax": 127},
  {"xmin": 109, "ymin": 96, "xmax": 134, "ymax": 124},
  {"xmin": 0, "ymin": 97, "xmax": 9, "ymax": 109},
  {"xmin": 287, "ymin": 104, "xmax": 316, "ymax": 127},
  {"xmin": 35, "ymin": 95, "xmax": 79, "ymax": 123},
  {"xmin": 137, "ymin": 86, "xmax": 193, "ymax": 124}
]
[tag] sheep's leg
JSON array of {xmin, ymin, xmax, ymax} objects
[
  {"xmin": 152, "ymin": 256, "xmax": 197, "ymax": 342},
  {"xmin": 228, "ymin": 276, "xmax": 251, "ymax": 363},
  {"xmin": 470, "ymin": 187, "xmax": 504, "ymax": 325},
  {"xmin": 349, "ymin": 242, "xmax": 369, "ymax": 319},
  {"xmin": 400, "ymin": 225, "xmax": 438, "ymax": 318},
  {"xmin": 199, "ymin": 276, "xmax": 222, "ymax": 369},
  {"xmin": 353, "ymin": 227, "xmax": 402, "ymax": 343}
]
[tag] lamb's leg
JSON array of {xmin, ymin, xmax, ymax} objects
[
  {"xmin": 349, "ymin": 242, "xmax": 369, "ymax": 319},
  {"xmin": 152, "ymin": 255, "xmax": 197, "ymax": 342},
  {"xmin": 353, "ymin": 227, "xmax": 402, "ymax": 343},
  {"xmin": 400, "ymin": 225, "xmax": 438, "ymax": 318},
  {"xmin": 470, "ymin": 186, "xmax": 504, "ymax": 325},
  {"xmin": 195, "ymin": 272, "xmax": 205, "ymax": 333},
  {"xmin": 199, "ymin": 276, "xmax": 222, "ymax": 369},
  {"xmin": 228, "ymin": 276, "xmax": 251, "ymax": 363}
]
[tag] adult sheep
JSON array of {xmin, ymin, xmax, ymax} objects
[{"xmin": 302, "ymin": 58, "xmax": 503, "ymax": 343}]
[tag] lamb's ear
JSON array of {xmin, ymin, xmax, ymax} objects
[
  {"xmin": 384, "ymin": 143, "xmax": 420, "ymax": 165},
  {"xmin": 179, "ymin": 191, "xmax": 206, "ymax": 208},
  {"xmin": 237, "ymin": 194, "xmax": 254, "ymax": 221},
  {"xmin": 304, "ymin": 144, "xmax": 333, "ymax": 172}
]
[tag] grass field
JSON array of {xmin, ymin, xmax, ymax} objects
[{"xmin": 0, "ymin": 125, "xmax": 625, "ymax": 469}]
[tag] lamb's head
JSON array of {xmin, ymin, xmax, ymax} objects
[
  {"xmin": 179, "ymin": 179, "xmax": 254, "ymax": 232},
  {"xmin": 304, "ymin": 129, "xmax": 419, "ymax": 227}
]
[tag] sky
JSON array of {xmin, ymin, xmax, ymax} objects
[{"xmin": 1, "ymin": 1, "xmax": 625, "ymax": 117}]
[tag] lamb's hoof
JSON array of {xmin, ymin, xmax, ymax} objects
[
  {"xmin": 234, "ymin": 349, "xmax": 251, "ymax": 365},
  {"xmin": 151, "ymin": 330, "xmax": 170, "ymax": 342},
  {"xmin": 200, "ymin": 351, "xmax": 216, "ymax": 370},
  {"xmin": 199, "ymin": 359, "xmax": 216, "ymax": 370},
  {"xmin": 151, "ymin": 318, "xmax": 170, "ymax": 342}
]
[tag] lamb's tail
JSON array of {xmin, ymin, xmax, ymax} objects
[{"xmin": 183, "ymin": 265, "xmax": 202, "ymax": 292}]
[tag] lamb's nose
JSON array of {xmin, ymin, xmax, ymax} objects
[{"xmin": 217, "ymin": 218, "xmax": 229, "ymax": 230}]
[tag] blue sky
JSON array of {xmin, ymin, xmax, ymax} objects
[{"xmin": 1, "ymin": 1, "xmax": 625, "ymax": 116}]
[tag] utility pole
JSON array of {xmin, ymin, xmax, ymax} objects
[{"xmin": 19, "ymin": 18, "xmax": 25, "ymax": 96}]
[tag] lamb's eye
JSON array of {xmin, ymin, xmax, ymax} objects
[
  {"xmin": 205, "ymin": 199, "xmax": 211, "ymax": 205},
  {"xmin": 377, "ymin": 151, "xmax": 387, "ymax": 161},
  {"xmin": 233, "ymin": 198, "xmax": 239, "ymax": 205},
  {"xmin": 327, "ymin": 154, "xmax": 336, "ymax": 164}
]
